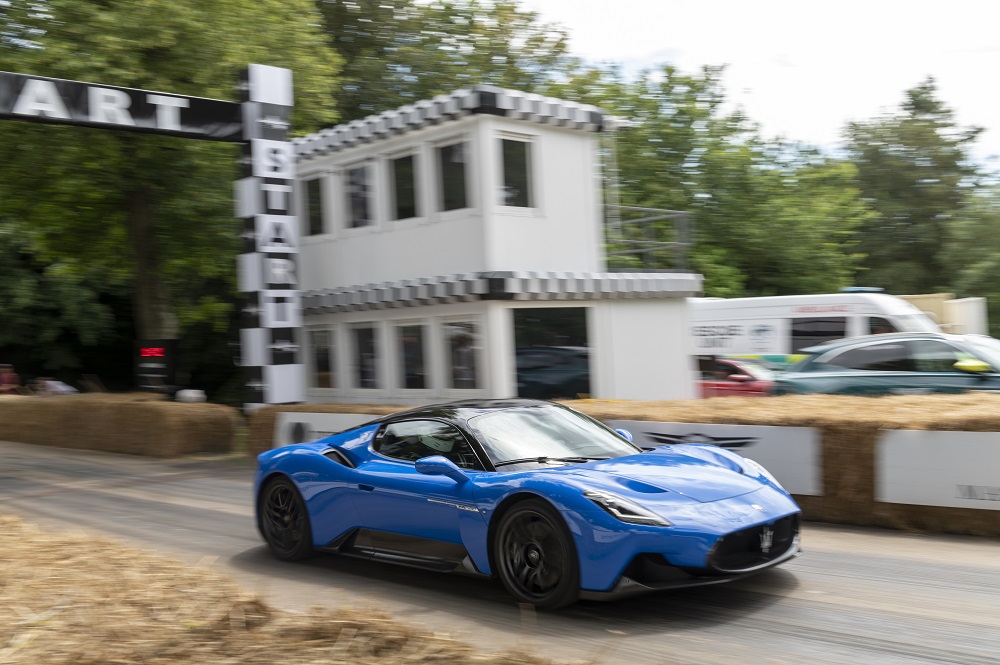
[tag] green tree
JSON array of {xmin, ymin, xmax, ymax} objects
[
  {"xmin": 845, "ymin": 78, "xmax": 982, "ymax": 293},
  {"xmin": 940, "ymin": 186, "xmax": 1000, "ymax": 335},
  {"xmin": 0, "ymin": 0, "xmax": 341, "ymax": 388},
  {"xmin": 318, "ymin": 0, "xmax": 574, "ymax": 121},
  {"xmin": 552, "ymin": 63, "xmax": 868, "ymax": 296}
]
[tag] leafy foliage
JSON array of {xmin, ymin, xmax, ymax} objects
[
  {"xmin": 0, "ymin": 0, "xmax": 341, "ymax": 395},
  {"xmin": 318, "ymin": 0, "xmax": 574, "ymax": 121},
  {"xmin": 845, "ymin": 78, "xmax": 982, "ymax": 293}
]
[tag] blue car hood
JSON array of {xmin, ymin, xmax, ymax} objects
[{"xmin": 558, "ymin": 453, "xmax": 763, "ymax": 503}]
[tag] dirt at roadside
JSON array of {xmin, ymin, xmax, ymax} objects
[{"xmin": 0, "ymin": 515, "xmax": 579, "ymax": 665}]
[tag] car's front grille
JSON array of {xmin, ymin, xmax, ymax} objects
[{"xmin": 708, "ymin": 513, "xmax": 799, "ymax": 573}]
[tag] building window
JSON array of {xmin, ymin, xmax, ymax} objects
[
  {"xmin": 397, "ymin": 324, "xmax": 427, "ymax": 389},
  {"xmin": 444, "ymin": 321, "xmax": 480, "ymax": 389},
  {"xmin": 514, "ymin": 308, "xmax": 590, "ymax": 400},
  {"xmin": 352, "ymin": 324, "xmax": 379, "ymax": 388},
  {"xmin": 438, "ymin": 141, "xmax": 468, "ymax": 211},
  {"xmin": 391, "ymin": 154, "xmax": 417, "ymax": 220},
  {"xmin": 500, "ymin": 138, "xmax": 532, "ymax": 208},
  {"xmin": 309, "ymin": 329, "xmax": 334, "ymax": 388},
  {"xmin": 346, "ymin": 164, "xmax": 372, "ymax": 228},
  {"xmin": 304, "ymin": 178, "xmax": 324, "ymax": 235}
]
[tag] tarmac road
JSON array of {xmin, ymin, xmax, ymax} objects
[{"xmin": 2, "ymin": 440, "xmax": 1000, "ymax": 665}]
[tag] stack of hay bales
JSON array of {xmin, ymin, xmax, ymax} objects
[{"xmin": 0, "ymin": 393, "xmax": 237, "ymax": 457}]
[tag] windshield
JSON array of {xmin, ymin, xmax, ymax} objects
[
  {"xmin": 469, "ymin": 404, "xmax": 639, "ymax": 466},
  {"xmin": 893, "ymin": 312, "xmax": 941, "ymax": 333},
  {"xmin": 960, "ymin": 336, "xmax": 1000, "ymax": 369}
]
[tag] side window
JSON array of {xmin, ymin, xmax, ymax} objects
[
  {"xmin": 791, "ymin": 317, "xmax": 848, "ymax": 353},
  {"xmin": 438, "ymin": 141, "xmax": 468, "ymax": 211},
  {"xmin": 304, "ymin": 178, "xmax": 324, "ymax": 235},
  {"xmin": 374, "ymin": 420, "xmax": 483, "ymax": 469},
  {"xmin": 908, "ymin": 340, "xmax": 964, "ymax": 372},
  {"xmin": 352, "ymin": 324, "xmax": 379, "ymax": 389},
  {"xmin": 714, "ymin": 360, "xmax": 742, "ymax": 381},
  {"xmin": 868, "ymin": 317, "xmax": 898, "ymax": 335},
  {"xmin": 500, "ymin": 138, "xmax": 532, "ymax": 208},
  {"xmin": 309, "ymin": 329, "xmax": 335, "ymax": 388},
  {"xmin": 825, "ymin": 342, "xmax": 913, "ymax": 371},
  {"xmin": 444, "ymin": 321, "xmax": 480, "ymax": 389},
  {"xmin": 346, "ymin": 164, "xmax": 373, "ymax": 228},
  {"xmin": 391, "ymin": 154, "xmax": 418, "ymax": 220}
]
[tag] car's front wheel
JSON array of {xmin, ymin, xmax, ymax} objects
[
  {"xmin": 258, "ymin": 476, "xmax": 314, "ymax": 560},
  {"xmin": 494, "ymin": 498, "xmax": 580, "ymax": 609}
]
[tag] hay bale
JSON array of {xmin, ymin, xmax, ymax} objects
[
  {"xmin": 0, "ymin": 393, "xmax": 238, "ymax": 457},
  {"xmin": 0, "ymin": 515, "xmax": 570, "ymax": 665}
]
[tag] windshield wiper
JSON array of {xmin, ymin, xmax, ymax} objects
[{"xmin": 493, "ymin": 456, "xmax": 609, "ymax": 468}]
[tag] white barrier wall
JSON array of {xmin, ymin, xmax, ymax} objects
[
  {"xmin": 607, "ymin": 420, "xmax": 822, "ymax": 497},
  {"xmin": 877, "ymin": 430, "xmax": 1000, "ymax": 510}
]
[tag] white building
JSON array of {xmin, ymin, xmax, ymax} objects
[{"xmin": 293, "ymin": 86, "xmax": 701, "ymax": 405}]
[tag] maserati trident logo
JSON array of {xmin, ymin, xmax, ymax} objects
[{"xmin": 760, "ymin": 526, "xmax": 774, "ymax": 554}]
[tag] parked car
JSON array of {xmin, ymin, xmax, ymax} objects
[
  {"xmin": 698, "ymin": 357, "xmax": 776, "ymax": 397},
  {"xmin": 773, "ymin": 332, "xmax": 1000, "ymax": 396},
  {"xmin": 255, "ymin": 399, "xmax": 800, "ymax": 609}
]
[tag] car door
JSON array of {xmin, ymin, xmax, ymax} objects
[{"xmin": 352, "ymin": 419, "xmax": 484, "ymax": 545}]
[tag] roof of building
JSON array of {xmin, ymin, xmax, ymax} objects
[{"xmin": 293, "ymin": 85, "xmax": 609, "ymax": 161}]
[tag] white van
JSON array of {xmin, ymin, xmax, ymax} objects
[{"xmin": 690, "ymin": 292, "xmax": 941, "ymax": 365}]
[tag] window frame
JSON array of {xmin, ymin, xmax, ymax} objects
[
  {"xmin": 349, "ymin": 322, "xmax": 381, "ymax": 390},
  {"xmin": 343, "ymin": 161, "xmax": 374, "ymax": 229},
  {"xmin": 394, "ymin": 320, "xmax": 431, "ymax": 391},
  {"xmin": 302, "ymin": 175, "xmax": 326, "ymax": 236},
  {"xmin": 388, "ymin": 151, "xmax": 420, "ymax": 222},
  {"xmin": 435, "ymin": 138, "xmax": 471, "ymax": 213},
  {"xmin": 441, "ymin": 318, "xmax": 483, "ymax": 392},
  {"xmin": 497, "ymin": 134, "xmax": 535, "ymax": 210},
  {"xmin": 308, "ymin": 328, "xmax": 336, "ymax": 389}
]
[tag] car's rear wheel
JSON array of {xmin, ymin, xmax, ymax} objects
[
  {"xmin": 259, "ymin": 476, "xmax": 314, "ymax": 560},
  {"xmin": 494, "ymin": 498, "xmax": 580, "ymax": 609}
]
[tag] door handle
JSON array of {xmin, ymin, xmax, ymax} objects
[{"xmin": 359, "ymin": 483, "xmax": 375, "ymax": 492}]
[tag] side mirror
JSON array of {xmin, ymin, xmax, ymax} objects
[
  {"xmin": 955, "ymin": 359, "xmax": 991, "ymax": 374},
  {"xmin": 415, "ymin": 455, "xmax": 469, "ymax": 483},
  {"xmin": 615, "ymin": 428, "xmax": 634, "ymax": 443}
]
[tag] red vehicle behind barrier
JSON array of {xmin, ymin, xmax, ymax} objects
[{"xmin": 698, "ymin": 357, "xmax": 775, "ymax": 398}]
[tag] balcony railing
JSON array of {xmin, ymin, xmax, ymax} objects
[{"xmin": 604, "ymin": 204, "xmax": 693, "ymax": 272}]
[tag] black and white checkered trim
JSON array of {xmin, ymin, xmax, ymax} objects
[
  {"xmin": 301, "ymin": 271, "xmax": 701, "ymax": 314},
  {"xmin": 294, "ymin": 86, "xmax": 608, "ymax": 160}
]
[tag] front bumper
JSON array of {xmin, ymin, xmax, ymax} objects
[{"xmin": 580, "ymin": 532, "xmax": 801, "ymax": 601}]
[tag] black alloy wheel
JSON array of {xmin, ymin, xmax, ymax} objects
[
  {"xmin": 259, "ymin": 477, "xmax": 314, "ymax": 560},
  {"xmin": 494, "ymin": 498, "xmax": 580, "ymax": 609}
]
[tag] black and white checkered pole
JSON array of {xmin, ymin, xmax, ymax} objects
[{"xmin": 236, "ymin": 65, "xmax": 303, "ymax": 410}]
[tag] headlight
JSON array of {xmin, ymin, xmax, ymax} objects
[
  {"xmin": 583, "ymin": 490, "xmax": 672, "ymax": 527},
  {"xmin": 742, "ymin": 457, "xmax": 784, "ymax": 490}
]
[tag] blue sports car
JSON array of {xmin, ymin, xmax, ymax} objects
[{"xmin": 255, "ymin": 399, "xmax": 801, "ymax": 609}]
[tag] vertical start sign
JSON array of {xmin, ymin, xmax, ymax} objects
[
  {"xmin": 0, "ymin": 66, "xmax": 303, "ymax": 407},
  {"xmin": 236, "ymin": 65, "xmax": 304, "ymax": 408}
]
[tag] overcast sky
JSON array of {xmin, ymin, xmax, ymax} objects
[{"xmin": 523, "ymin": 0, "xmax": 1000, "ymax": 166}]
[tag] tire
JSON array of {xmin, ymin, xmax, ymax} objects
[
  {"xmin": 494, "ymin": 498, "xmax": 580, "ymax": 610},
  {"xmin": 258, "ymin": 476, "xmax": 314, "ymax": 561}
]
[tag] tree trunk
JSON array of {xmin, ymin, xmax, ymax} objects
[{"xmin": 127, "ymin": 186, "xmax": 178, "ymax": 341}]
